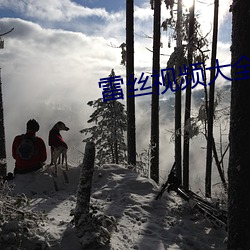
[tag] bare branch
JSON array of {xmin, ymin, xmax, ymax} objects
[{"xmin": 0, "ymin": 28, "xmax": 14, "ymax": 37}]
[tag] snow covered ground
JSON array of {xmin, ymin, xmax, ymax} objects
[{"xmin": 1, "ymin": 164, "xmax": 227, "ymax": 250}]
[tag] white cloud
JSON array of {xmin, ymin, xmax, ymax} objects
[
  {"xmin": 1, "ymin": 18, "xmax": 126, "ymax": 100},
  {"xmin": 134, "ymin": 4, "xmax": 153, "ymax": 21},
  {"xmin": 0, "ymin": 0, "xmax": 109, "ymax": 21},
  {"xmin": 0, "ymin": 17, "xmax": 126, "ymax": 169},
  {"xmin": 195, "ymin": 0, "xmax": 232, "ymax": 38},
  {"xmin": 0, "ymin": 0, "xmax": 232, "ymax": 181}
]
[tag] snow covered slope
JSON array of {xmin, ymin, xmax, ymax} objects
[{"xmin": 2, "ymin": 164, "xmax": 227, "ymax": 250}]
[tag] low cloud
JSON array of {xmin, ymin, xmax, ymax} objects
[
  {"xmin": 0, "ymin": 0, "xmax": 109, "ymax": 21},
  {"xmin": 0, "ymin": 17, "xmax": 125, "ymax": 170},
  {"xmin": 0, "ymin": 0, "xmax": 232, "ymax": 194}
]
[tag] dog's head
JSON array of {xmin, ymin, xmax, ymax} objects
[{"xmin": 53, "ymin": 121, "xmax": 69, "ymax": 131}]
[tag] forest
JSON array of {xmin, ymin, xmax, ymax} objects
[{"xmin": 0, "ymin": 0, "xmax": 250, "ymax": 249}]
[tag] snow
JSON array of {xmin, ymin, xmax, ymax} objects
[{"xmin": 2, "ymin": 164, "xmax": 227, "ymax": 250}]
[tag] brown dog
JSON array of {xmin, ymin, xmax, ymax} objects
[{"xmin": 48, "ymin": 121, "xmax": 69, "ymax": 176}]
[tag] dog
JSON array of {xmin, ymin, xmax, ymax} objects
[
  {"xmin": 48, "ymin": 121, "xmax": 69, "ymax": 176},
  {"xmin": 52, "ymin": 146, "xmax": 68, "ymax": 175}
]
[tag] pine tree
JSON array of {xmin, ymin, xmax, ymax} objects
[
  {"xmin": 126, "ymin": 0, "xmax": 136, "ymax": 166},
  {"xmin": 183, "ymin": 0, "xmax": 195, "ymax": 190},
  {"xmin": 162, "ymin": 1, "xmax": 209, "ymax": 187},
  {"xmin": 205, "ymin": 0, "xmax": 219, "ymax": 198},
  {"xmin": 0, "ymin": 69, "xmax": 6, "ymax": 177},
  {"xmin": 0, "ymin": 28, "xmax": 14, "ymax": 177},
  {"xmin": 228, "ymin": 0, "xmax": 250, "ymax": 248},
  {"xmin": 150, "ymin": 0, "xmax": 161, "ymax": 184},
  {"xmin": 175, "ymin": 0, "xmax": 183, "ymax": 185},
  {"xmin": 80, "ymin": 70, "xmax": 127, "ymax": 166}
]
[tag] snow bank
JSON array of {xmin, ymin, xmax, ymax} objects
[{"xmin": 1, "ymin": 164, "xmax": 227, "ymax": 250}]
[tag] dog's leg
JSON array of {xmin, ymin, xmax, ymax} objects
[
  {"xmin": 65, "ymin": 152, "xmax": 68, "ymax": 171},
  {"xmin": 61, "ymin": 152, "xmax": 65, "ymax": 166},
  {"xmin": 52, "ymin": 149, "xmax": 60, "ymax": 177},
  {"xmin": 57, "ymin": 154, "xmax": 61, "ymax": 164},
  {"xmin": 61, "ymin": 150, "xmax": 69, "ymax": 183},
  {"xmin": 50, "ymin": 147, "xmax": 54, "ymax": 165},
  {"xmin": 54, "ymin": 163, "xmax": 58, "ymax": 177}
]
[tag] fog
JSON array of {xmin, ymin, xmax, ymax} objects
[
  {"xmin": 135, "ymin": 86, "xmax": 230, "ymax": 193},
  {"xmin": 0, "ymin": 0, "xmax": 232, "ymax": 194}
]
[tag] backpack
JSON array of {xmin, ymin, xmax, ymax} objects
[{"xmin": 17, "ymin": 135, "xmax": 37, "ymax": 160}]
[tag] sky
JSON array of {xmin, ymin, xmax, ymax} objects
[{"xmin": 0, "ymin": 0, "xmax": 232, "ymax": 190}]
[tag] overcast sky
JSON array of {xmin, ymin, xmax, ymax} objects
[{"xmin": 0, "ymin": 0, "xmax": 232, "ymax": 180}]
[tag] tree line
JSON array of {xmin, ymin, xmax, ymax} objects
[
  {"xmin": 81, "ymin": 0, "xmax": 250, "ymax": 248},
  {"xmin": 1, "ymin": 0, "xmax": 249, "ymax": 248}
]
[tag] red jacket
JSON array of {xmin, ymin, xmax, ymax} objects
[
  {"xmin": 12, "ymin": 131, "xmax": 47, "ymax": 171},
  {"xmin": 48, "ymin": 128, "xmax": 68, "ymax": 149}
]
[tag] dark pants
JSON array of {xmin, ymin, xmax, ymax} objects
[{"xmin": 14, "ymin": 165, "xmax": 43, "ymax": 175}]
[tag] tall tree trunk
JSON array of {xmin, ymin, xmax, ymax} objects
[
  {"xmin": 150, "ymin": 0, "xmax": 161, "ymax": 184},
  {"xmin": 183, "ymin": 0, "xmax": 195, "ymax": 190},
  {"xmin": 175, "ymin": 0, "xmax": 183, "ymax": 184},
  {"xmin": 112, "ymin": 101, "xmax": 119, "ymax": 164},
  {"xmin": 74, "ymin": 142, "xmax": 95, "ymax": 226},
  {"xmin": 74, "ymin": 142, "xmax": 115, "ymax": 248},
  {"xmin": 228, "ymin": 0, "xmax": 250, "ymax": 249},
  {"xmin": 126, "ymin": 0, "xmax": 136, "ymax": 166},
  {"xmin": 0, "ymin": 70, "xmax": 7, "ymax": 177},
  {"xmin": 0, "ymin": 30, "xmax": 13, "ymax": 177},
  {"xmin": 205, "ymin": 0, "xmax": 219, "ymax": 198},
  {"xmin": 211, "ymin": 137, "xmax": 227, "ymax": 190}
]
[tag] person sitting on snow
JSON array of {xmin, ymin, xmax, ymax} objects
[{"xmin": 12, "ymin": 119, "xmax": 47, "ymax": 174}]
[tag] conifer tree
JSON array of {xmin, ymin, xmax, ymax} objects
[
  {"xmin": 162, "ymin": 1, "xmax": 209, "ymax": 187},
  {"xmin": 228, "ymin": 0, "xmax": 250, "ymax": 248},
  {"xmin": 126, "ymin": 0, "xmax": 136, "ymax": 167},
  {"xmin": 80, "ymin": 70, "xmax": 127, "ymax": 166},
  {"xmin": 205, "ymin": 0, "xmax": 219, "ymax": 197},
  {"xmin": 0, "ymin": 69, "xmax": 6, "ymax": 177},
  {"xmin": 150, "ymin": 0, "xmax": 161, "ymax": 184},
  {"xmin": 0, "ymin": 28, "xmax": 13, "ymax": 177}
]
